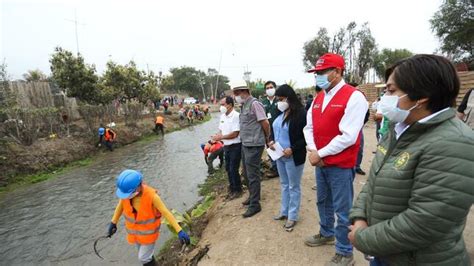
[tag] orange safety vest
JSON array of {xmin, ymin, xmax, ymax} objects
[
  {"xmin": 155, "ymin": 116, "xmax": 164, "ymax": 125},
  {"xmin": 104, "ymin": 129, "xmax": 115, "ymax": 141},
  {"xmin": 121, "ymin": 184, "xmax": 162, "ymax": 245}
]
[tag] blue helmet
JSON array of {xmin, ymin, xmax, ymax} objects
[
  {"xmin": 116, "ymin": 169, "xmax": 143, "ymax": 199},
  {"xmin": 200, "ymin": 143, "xmax": 206, "ymax": 150},
  {"xmin": 98, "ymin": 127, "xmax": 105, "ymax": 136}
]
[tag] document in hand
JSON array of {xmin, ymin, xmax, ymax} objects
[{"xmin": 267, "ymin": 142, "xmax": 285, "ymax": 161}]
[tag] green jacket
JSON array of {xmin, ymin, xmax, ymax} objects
[
  {"xmin": 261, "ymin": 97, "xmax": 280, "ymax": 125},
  {"xmin": 350, "ymin": 108, "xmax": 474, "ymax": 266}
]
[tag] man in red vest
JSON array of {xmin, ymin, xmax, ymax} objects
[{"xmin": 303, "ymin": 53, "xmax": 368, "ymax": 266}]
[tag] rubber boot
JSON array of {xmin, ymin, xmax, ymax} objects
[{"xmin": 143, "ymin": 256, "xmax": 156, "ymax": 266}]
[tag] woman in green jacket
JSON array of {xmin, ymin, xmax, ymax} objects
[{"xmin": 349, "ymin": 54, "xmax": 474, "ymax": 266}]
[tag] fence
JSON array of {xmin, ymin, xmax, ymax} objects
[{"xmin": 359, "ymin": 71, "xmax": 474, "ymax": 115}]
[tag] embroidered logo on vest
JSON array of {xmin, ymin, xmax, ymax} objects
[{"xmin": 394, "ymin": 152, "xmax": 410, "ymax": 170}]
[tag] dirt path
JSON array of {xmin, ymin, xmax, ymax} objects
[{"xmin": 193, "ymin": 123, "xmax": 474, "ymax": 265}]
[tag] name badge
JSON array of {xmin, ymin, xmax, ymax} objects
[
  {"xmin": 330, "ymin": 104, "xmax": 344, "ymax": 108},
  {"xmin": 267, "ymin": 113, "xmax": 272, "ymax": 119}
]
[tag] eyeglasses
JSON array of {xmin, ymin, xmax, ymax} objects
[{"xmin": 265, "ymin": 87, "xmax": 274, "ymax": 90}]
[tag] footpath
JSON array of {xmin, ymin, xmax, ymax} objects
[{"xmin": 186, "ymin": 123, "xmax": 474, "ymax": 265}]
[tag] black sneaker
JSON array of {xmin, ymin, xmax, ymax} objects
[
  {"xmin": 243, "ymin": 206, "xmax": 261, "ymax": 218},
  {"xmin": 356, "ymin": 169, "xmax": 366, "ymax": 175}
]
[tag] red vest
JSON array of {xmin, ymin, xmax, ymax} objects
[{"xmin": 312, "ymin": 84, "xmax": 361, "ymax": 168}]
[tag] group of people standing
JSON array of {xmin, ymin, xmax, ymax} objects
[
  {"xmin": 103, "ymin": 52, "xmax": 473, "ymax": 266},
  {"xmin": 213, "ymin": 53, "xmax": 474, "ymax": 266}
]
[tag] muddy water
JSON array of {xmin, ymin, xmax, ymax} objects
[{"xmin": 0, "ymin": 115, "xmax": 220, "ymax": 265}]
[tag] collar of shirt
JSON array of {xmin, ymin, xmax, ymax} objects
[
  {"xmin": 324, "ymin": 79, "xmax": 346, "ymax": 97},
  {"xmin": 267, "ymin": 97, "xmax": 274, "ymax": 104},
  {"xmin": 394, "ymin": 107, "xmax": 450, "ymax": 139},
  {"xmin": 225, "ymin": 109, "xmax": 236, "ymax": 118}
]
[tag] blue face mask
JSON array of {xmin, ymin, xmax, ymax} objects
[{"xmin": 315, "ymin": 74, "xmax": 331, "ymax": 90}]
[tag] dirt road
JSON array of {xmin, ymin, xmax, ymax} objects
[{"xmin": 195, "ymin": 123, "xmax": 474, "ymax": 265}]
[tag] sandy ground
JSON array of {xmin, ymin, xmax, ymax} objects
[{"xmin": 194, "ymin": 123, "xmax": 474, "ymax": 266}]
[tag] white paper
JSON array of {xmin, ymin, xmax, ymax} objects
[{"xmin": 267, "ymin": 142, "xmax": 284, "ymax": 161}]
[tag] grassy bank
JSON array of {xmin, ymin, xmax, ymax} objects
[
  {"xmin": 0, "ymin": 114, "xmax": 213, "ymax": 196},
  {"xmin": 0, "ymin": 157, "xmax": 93, "ymax": 195},
  {"xmin": 157, "ymin": 168, "xmax": 228, "ymax": 265}
]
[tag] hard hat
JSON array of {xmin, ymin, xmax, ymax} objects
[
  {"xmin": 229, "ymin": 80, "xmax": 248, "ymax": 91},
  {"xmin": 116, "ymin": 169, "xmax": 143, "ymax": 199},
  {"xmin": 98, "ymin": 127, "xmax": 105, "ymax": 136}
]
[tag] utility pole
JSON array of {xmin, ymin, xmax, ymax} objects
[
  {"xmin": 214, "ymin": 50, "xmax": 223, "ymax": 102},
  {"xmin": 65, "ymin": 10, "xmax": 85, "ymax": 55}
]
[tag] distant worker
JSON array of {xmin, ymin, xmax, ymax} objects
[
  {"xmin": 154, "ymin": 116, "xmax": 165, "ymax": 137},
  {"xmin": 107, "ymin": 169, "xmax": 190, "ymax": 266},
  {"xmin": 98, "ymin": 126, "xmax": 116, "ymax": 151}
]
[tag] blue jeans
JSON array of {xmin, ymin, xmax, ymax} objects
[
  {"xmin": 316, "ymin": 167, "xmax": 355, "ymax": 256},
  {"xmin": 224, "ymin": 143, "xmax": 242, "ymax": 192},
  {"xmin": 370, "ymin": 257, "xmax": 388, "ymax": 266},
  {"xmin": 276, "ymin": 156, "xmax": 304, "ymax": 221},
  {"xmin": 356, "ymin": 131, "xmax": 364, "ymax": 170}
]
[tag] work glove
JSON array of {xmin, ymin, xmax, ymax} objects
[
  {"xmin": 178, "ymin": 230, "xmax": 190, "ymax": 245},
  {"xmin": 107, "ymin": 222, "xmax": 117, "ymax": 237}
]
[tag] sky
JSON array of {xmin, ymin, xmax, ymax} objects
[{"xmin": 1, "ymin": 0, "xmax": 442, "ymax": 87}]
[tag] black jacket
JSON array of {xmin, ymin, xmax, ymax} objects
[{"xmin": 270, "ymin": 108, "xmax": 307, "ymax": 166}]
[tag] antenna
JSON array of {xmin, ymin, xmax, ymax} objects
[{"xmin": 65, "ymin": 10, "xmax": 86, "ymax": 55}]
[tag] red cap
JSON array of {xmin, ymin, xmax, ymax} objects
[{"xmin": 308, "ymin": 53, "xmax": 345, "ymax": 73}]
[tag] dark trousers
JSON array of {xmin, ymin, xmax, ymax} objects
[
  {"xmin": 104, "ymin": 140, "xmax": 113, "ymax": 151},
  {"xmin": 224, "ymin": 143, "xmax": 242, "ymax": 193},
  {"xmin": 207, "ymin": 148, "xmax": 224, "ymax": 172},
  {"xmin": 242, "ymin": 145, "xmax": 264, "ymax": 209},
  {"xmin": 356, "ymin": 131, "xmax": 364, "ymax": 170},
  {"xmin": 154, "ymin": 124, "xmax": 164, "ymax": 136}
]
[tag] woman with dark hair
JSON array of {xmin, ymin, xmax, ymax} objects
[
  {"xmin": 268, "ymin": 84, "xmax": 306, "ymax": 231},
  {"xmin": 348, "ymin": 54, "xmax": 474, "ymax": 265}
]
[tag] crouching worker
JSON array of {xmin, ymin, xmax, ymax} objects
[
  {"xmin": 98, "ymin": 127, "xmax": 116, "ymax": 151},
  {"xmin": 154, "ymin": 115, "xmax": 165, "ymax": 137},
  {"xmin": 107, "ymin": 169, "xmax": 191, "ymax": 266},
  {"xmin": 201, "ymin": 140, "xmax": 224, "ymax": 174}
]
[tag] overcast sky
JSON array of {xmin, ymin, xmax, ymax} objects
[{"xmin": 2, "ymin": 0, "xmax": 442, "ymax": 87}]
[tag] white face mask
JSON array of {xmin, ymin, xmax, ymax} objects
[
  {"xmin": 266, "ymin": 88, "xmax": 275, "ymax": 97},
  {"xmin": 379, "ymin": 94, "xmax": 417, "ymax": 123},
  {"xmin": 235, "ymin": 96, "xmax": 244, "ymax": 104},
  {"xmin": 277, "ymin": 101, "xmax": 289, "ymax": 112},
  {"xmin": 219, "ymin": 106, "xmax": 227, "ymax": 114}
]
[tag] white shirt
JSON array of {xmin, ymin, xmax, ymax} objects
[
  {"xmin": 219, "ymin": 109, "xmax": 241, "ymax": 145},
  {"xmin": 394, "ymin": 107, "xmax": 450, "ymax": 140},
  {"xmin": 303, "ymin": 79, "xmax": 369, "ymax": 158}
]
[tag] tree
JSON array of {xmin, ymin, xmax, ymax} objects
[
  {"xmin": 163, "ymin": 66, "xmax": 205, "ymax": 98},
  {"xmin": 430, "ymin": 0, "xmax": 474, "ymax": 66},
  {"xmin": 373, "ymin": 48, "xmax": 413, "ymax": 80},
  {"xmin": 302, "ymin": 27, "xmax": 331, "ymax": 70},
  {"xmin": 355, "ymin": 23, "xmax": 377, "ymax": 83},
  {"xmin": 101, "ymin": 60, "xmax": 160, "ymax": 104},
  {"xmin": 23, "ymin": 69, "xmax": 47, "ymax": 82},
  {"xmin": 49, "ymin": 47, "xmax": 100, "ymax": 104}
]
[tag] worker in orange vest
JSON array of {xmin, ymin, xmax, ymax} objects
[
  {"xmin": 107, "ymin": 169, "xmax": 190, "ymax": 266},
  {"xmin": 98, "ymin": 127, "xmax": 116, "ymax": 151},
  {"xmin": 154, "ymin": 116, "xmax": 165, "ymax": 137},
  {"xmin": 201, "ymin": 140, "xmax": 224, "ymax": 174}
]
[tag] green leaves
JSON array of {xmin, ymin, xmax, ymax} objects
[{"xmin": 430, "ymin": 0, "xmax": 473, "ymax": 66}]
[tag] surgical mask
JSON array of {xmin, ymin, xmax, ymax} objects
[
  {"xmin": 379, "ymin": 94, "xmax": 418, "ymax": 123},
  {"xmin": 266, "ymin": 88, "xmax": 275, "ymax": 97},
  {"xmin": 316, "ymin": 74, "xmax": 334, "ymax": 90},
  {"xmin": 219, "ymin": 106, "xmax": 227, "ymax": 114},
  {"xmin": 277, "ymin": 101, "xmax": 289, "ymax": 112},
  {"xmin": 235, "ymin": 96, "xmax": 244, "ymax": 104}
]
